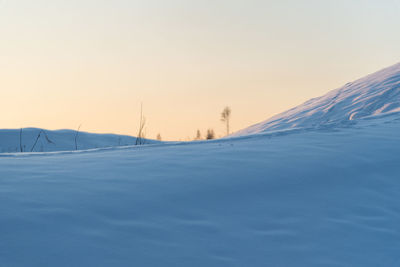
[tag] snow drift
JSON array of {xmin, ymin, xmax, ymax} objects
[
  {"xmin": 1, "ymin": 115, "xmax": 400, "ymax": 267},
  {"xmin": 233, "ymin": 62, "xmax": 400, "ymax": 136}
]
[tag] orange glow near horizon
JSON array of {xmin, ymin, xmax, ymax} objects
[{"xmin": 1, "ymin": 1, "xmax": 400, "ymax": 140}]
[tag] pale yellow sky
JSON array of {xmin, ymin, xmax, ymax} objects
[{"xmin": 1, "ymin": 0, "xmax": 400, "ymax": 140}]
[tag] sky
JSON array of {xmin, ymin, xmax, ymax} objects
[{"xmin": 1, "ymin": 0, "xmax": 400, "ymax": 140}]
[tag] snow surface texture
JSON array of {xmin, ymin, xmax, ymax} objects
[
  {"xmin": 1, "ymin": 115, "xmax": 400, "ymax": 267},
  {"xmin": 0, "ymin": 128, "xmax": 157, "ymax": 153},
  {"xmin": 232, "ymin": 62, "xmax": 400, "ymax": 136}
]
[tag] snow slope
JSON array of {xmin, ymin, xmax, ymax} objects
[
  {"xmin": 1, "ymin": 115, "xmax": 400, "ymax": 267},
  {"xmin": 233, "ymin": 62, "xmax": 400, "ymax": 136},
  {"xmin": 0, "ymin": 128, "xmax": 157, "ymax": 153}
]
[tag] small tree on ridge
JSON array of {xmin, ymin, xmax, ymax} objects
[
  {"xmin": 221, "ymin": 106, "xmax": 231, "ymax": 136},
  {"xmin": 206, "ymin": 129, "xmax": 215, "ymax": 140}
]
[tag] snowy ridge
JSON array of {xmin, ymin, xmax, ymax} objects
[
  {"xmin": 0, "ymin": 128, "xmax": 158, "ymax": 153},
  {"xmin": 233, "ymin": 62, "xmax": 400, "ymax": 136}
]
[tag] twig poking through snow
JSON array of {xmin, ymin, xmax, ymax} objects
[{"xmin": 75, "ymin": 125, "xmax": 81, "ymax": 150}]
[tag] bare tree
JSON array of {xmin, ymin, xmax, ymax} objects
[
  {"xmin": 206, "ymin": 129, "xmax": 215, "ymax": 140},
  {"xmin": 156, "ymin": 133, "xmax": 162, "ymax": 141},
  {"xmin": 75, "ymin": 124, "xmax": 81, "ymax": 150},
  {"xmin": 135, "ymin": 103, "xmax": 146, "ymax": 145},
  {"xmin": 195, "ymin": 129, "xmax": 201, "ymax": 140},
  {"xmin": 221, "ymin": 106, "xmax": 231, "ymax": 136}
]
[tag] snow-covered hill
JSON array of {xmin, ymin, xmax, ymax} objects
[
  {"xmin": 233, "ymin": 62, "xmax": 400, "ymax": 136},
  {"xmin": 2, "ymin": 63, "xmax": 400, "ymax": 267},
  {"xmin": 1, "ymin": 115, "xmax": 400, "ymax": 267},
  {"xmin": 0, "ymin": 128, "xmax": 157, "ymax": 153}
]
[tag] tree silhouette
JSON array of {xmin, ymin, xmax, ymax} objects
[
  {"xmin": 195, "ymin": 129, "xmax": 201, "ymax": 140},
  {"xmin": 221, "ymin": 106, "xmax": 231, "ymax": 136},
  {"xmin": 206, "ymin": 129, "xmax": 215, "ymax": 140}
]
